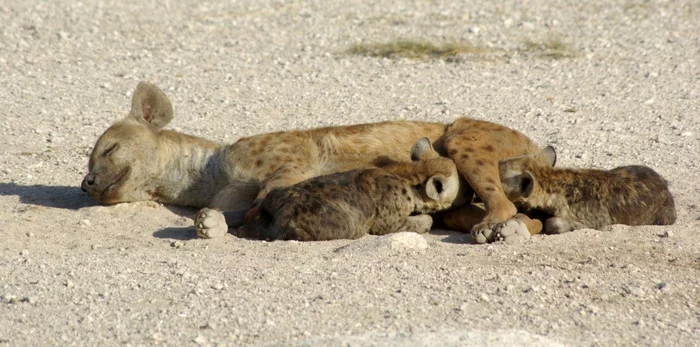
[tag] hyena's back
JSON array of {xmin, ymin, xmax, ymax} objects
[{"xmin": 249, "ymin": 170, "xmax": 378, "ymax": 241}]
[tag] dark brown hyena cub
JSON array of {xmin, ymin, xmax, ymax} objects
[
  {"xmin": 239, "ymin": 138, "xmax": 463, "ymax": 241},
  {"xmin": 499, "ymin": 147, "xmax": 676, "ymax": 234}
]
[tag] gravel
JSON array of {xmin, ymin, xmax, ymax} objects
[{"xmin": 1, "ymin": 0, "xmax": 699, "ymax": 346}]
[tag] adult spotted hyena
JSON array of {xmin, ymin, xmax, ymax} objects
[{"xmin": 82, "ymin": 81, "xmax": 549, "ymax": 242}]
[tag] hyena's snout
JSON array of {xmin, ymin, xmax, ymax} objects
[{"xmin": 81, "ymin": 173, "xmax": 96, "ymax": 192}]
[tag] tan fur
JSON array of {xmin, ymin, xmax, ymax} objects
[
  {"xmin": 238, "ymin": 138, "xmax": 461, "ymax": 241},
  {"xmin": 83, "ymin": 82, "xmax": 545, "ymax": 242},
  {"xmin": 498, "ymin": 151, "xmax": 676, "ymax": 233}
]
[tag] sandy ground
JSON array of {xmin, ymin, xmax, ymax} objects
[{"xmin": 1, "ymin": 0, "xmax": 699, "ymax": 345}]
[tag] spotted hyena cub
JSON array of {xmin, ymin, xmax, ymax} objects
[
  {"xmin": 499, "ymin": 147, "xmax": 676, "ymax": 233},
  {"xmin": 238, "ymin": 138, "xmax": 463, "ymax": 241}
]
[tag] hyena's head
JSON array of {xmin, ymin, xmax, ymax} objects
[
  {"xmin": 409, "ymin": 137, "xmax": 464, "ymax": 213},
  {"xmin": 81, "ymin": 82, "xmax": 173, "ymax": 205},
  {"xmin": 498, "ymin": 146, "xmax": 557, "ymax": 202}
]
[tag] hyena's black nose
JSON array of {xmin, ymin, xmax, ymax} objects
[{"xmin": 81, "ymin": 174, "xmax": 96, "ymax": 192}]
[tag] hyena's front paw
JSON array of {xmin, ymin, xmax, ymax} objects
[
  {"xmin": 195, "ymin": 208, "xmax": 229, "ymax": 239},
  {"xmin": 471, "ymin": 218, "xmax": 530, "ymax": 244}
]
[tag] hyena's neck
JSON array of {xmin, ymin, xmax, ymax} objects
[{"xmin": 152, "ymin": 130, "xmax": 229, "ymax": 207}]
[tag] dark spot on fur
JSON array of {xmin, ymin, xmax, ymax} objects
[
  {"xmin": 482, "ymin": 145, "xmax": 495, "ymax": 152},
  {"xmin": 485, "ymin": 187, "xmax": 496, "ymax": 192},
  {"xmin": 402, "ymin": 188, "xmax": 408, "ymax": 195},
  {"xmin": 465, "ymin": 147, "xmax": 475, "ymax": 153},
  {"xmin": 309, "ymin": 201, "xmax": 322, "ymax": 214},
  {"xmin": 476, "ymin": 159, "xmax": 485, "ymax": 166},
  {"xmin": 486, "ymin": 177, "xmax": 496, "ymax": 184},
  {"xmin": 255, "ymin": 159, "xmax": 263, "ymax": 168},
  {"xmin": 460, "ymin": 153, "xmax": 470, "ymax": 160}
]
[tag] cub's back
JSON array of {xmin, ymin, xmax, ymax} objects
[{"xmin": 607, "ymin": 165, "xmax": 675, "ymax": 225}]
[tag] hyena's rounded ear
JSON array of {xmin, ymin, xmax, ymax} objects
[
  {"xmin": 541, "ymin": 146, "xmax": 557, "ymax": 167},
  {"xmin": 410, "ymin": 137, "xmax": 437, "ymax": 161},
  {"xmin": 425, "ymin": 174, "xmax": 459, "ymax": 203},
  {"xmin": 129, "ymin": 81, "xmax": 173, "ymax": 129},
  {"xmin": 518, "ymin": 170, "xmax": 536, "ymax": 198}
]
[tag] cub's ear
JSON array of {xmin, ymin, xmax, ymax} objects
[
  {"xmin": 425, "ymin": 174, "xmax": 459, "ymax": 203},
  {"xmin": 541, "ymin": 146, "xmax": 557, "ymax": 167},
  {"xmin": 410, "ymin": 137, "xmax": 437, "ymax": 161},
  {"xmin": 502, "ymin": 170, "xmax": 536, "ymax": 199},
  {"xmin": 129, "ymin": 81, "xmax": 173, "ymax": 129},
  {"xmin": 515, "ymin": 170, "xmax": 536, "ymax": 198}
]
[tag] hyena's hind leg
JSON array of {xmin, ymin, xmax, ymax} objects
[{"xmin": 442, "ymin": 118, "xmax": 542, "ymax": 243}]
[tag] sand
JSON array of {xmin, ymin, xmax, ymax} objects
[{"xmin": 1, "ymin": 0, "xmax": 698, "ymax": 345}]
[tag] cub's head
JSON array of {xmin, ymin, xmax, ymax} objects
[
  {"xmin": 498, "ymin": 146, "xmax": 556, "ymax": 202},
  {"xmin": 81, "ymin": 82, "xmax": 173, "ymax": 205},
  {"xmin": 409, "ymin": 137, "xmax": 464, "ymax": 213}
]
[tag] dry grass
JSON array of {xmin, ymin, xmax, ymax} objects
[
  {"xmin": 522, "ymin": 39, "xmax": 577, "ymax": 59},
  {"xmin": 347, "ymin": 40, "xmax": 494, "ymax": 61}
]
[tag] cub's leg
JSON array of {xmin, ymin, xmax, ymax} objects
[
  {"xmin": 544, "ymin": 217, "xmax": 588, "ymax": 234},
  {"xmin": 397, "ymin": 214, "xmax": 434, "ymax": 234},
  {"xmin": 442, "ymin": 118, "xmax": 541, "ymax": 243}
]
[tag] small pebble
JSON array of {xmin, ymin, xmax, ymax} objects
[
  {"xmin": 171, "ymin": 241, "xmax": 184, "ymax": 249},
  {"xmin": 193, "ymin": 335, "xmax": 206, "ymax": 345},
  {"xmin": 199, "ymin": 322, "xmax": 215, "ymax": 330}
]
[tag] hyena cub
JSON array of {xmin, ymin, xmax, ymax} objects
[
  {"xmin": 499, "ymin": 147, "xmax": 676, "ymax": 233},
  {"xmin": 238, "ymin": 138, "xmax": 462, "ymax": 241}
]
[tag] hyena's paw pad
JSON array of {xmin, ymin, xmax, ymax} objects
[
  {"xmin": 471, "ymin": 219, "xmax": 530, "ymax": 244},
  {"xmin": 493, "ymin": 219, "xmax": 531, "ymax": 243},
  {"xmin": 195, "ymin": 208, "xmax": 229, "ymax": 239}
]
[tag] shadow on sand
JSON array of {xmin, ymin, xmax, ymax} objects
[
  {"xmin": 430, "ymin": 228, "xmax": 474, "ymax": 244},
  {"xmin": 0, "ymin": 182, "xmax": 95, "ymax": 210},
  {"xmin": 153, "ymin": 227, "xmax": 200, "ymax": 240}
]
